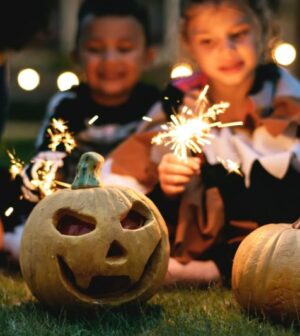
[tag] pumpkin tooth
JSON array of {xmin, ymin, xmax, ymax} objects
[{"xmin": 75, "ymin": 274, "xmax": 91, "ymax": 289}]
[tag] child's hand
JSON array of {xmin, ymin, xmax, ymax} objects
[
  {"xmin": 158, "ymin": 153, "xmax": 201, "ymax": 197},
  {"xmin": 20, "ymin": 151, "xmax": 66, "ymax": 202}
]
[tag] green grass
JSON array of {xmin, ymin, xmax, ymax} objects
[
  {"xmin": 0, "ymin": 270, "xmax": 299, "ymax": 336},
  {"xmin": 0, "ymin": 132, "xmax": 299, "ymax": 335}
]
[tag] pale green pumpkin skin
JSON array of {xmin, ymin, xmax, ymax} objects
[
  {"xmin": 20, "ymin": 185, "xmax": 170, "ymax": 308},
  {"xmin": 232, "ymin": 223, "xmax": 300, "ymax": 321}
]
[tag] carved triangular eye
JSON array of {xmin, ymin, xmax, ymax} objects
[
  {"xmin": 120, "ymin": 209, "xmax": 146, "ymax": 230},
  {"xmin": 57, "ymin": 214, "xmax": 95, "ymax": 236}
]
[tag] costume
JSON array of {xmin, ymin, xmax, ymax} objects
[
  {"xmin": 106, "ymin": 63, "xmax": 300, "ymax": 285},
  {"xmin": 35, "ymin": 81, "xmax": 161, "ymax": 183},
  {"xmin": 0, "ymin": 81, "xmax": 161, "ymax": 239}
]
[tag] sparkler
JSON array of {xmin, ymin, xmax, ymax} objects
[
  {"xmin": 29, "ymin": 160, "xmax": 70, "ymax": 197},
  {"xmin": 152, "ymin": 85, "xmax": 243, "ymax": 163},
  {"xmin": 47, "ymin": 118, "xmax": 76, "ymax": 153},
  {"xmin": 7, "ymin": 150, "xmax": 24, "ymax": 179},
  {"xmin": 22, "ymin": 117, "xmax": 76, "ymax": 196},
  {"xmin": 6, "ymin": 118, "xmax": 75, "ymax": 201},
  {"xmin": 7, "ymin": 151, "xmax": 71, "ymax": 200}
]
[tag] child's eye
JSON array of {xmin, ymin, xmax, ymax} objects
[
  {"xmin": 117, "ymin": 45, "xmax": 134, "ymax": 53},
  {"xmin": 85, "ymin": 45, "xmax": 103, "ymax": 54},
  {"xmin": 199, "ymin": 39, "xmax": 212, "ymax": 46},
  {"xmin": 230, "ymin": 29, "xmax": 250, "ymax": 40}
]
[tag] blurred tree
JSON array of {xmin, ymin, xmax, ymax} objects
[
  {"xmin": 0, "ymin": 0, "xmax": 53, "ymax": 51},
  {"xmin": 0, "ymin": 0, "xmax": 54, "ymax": 137}
]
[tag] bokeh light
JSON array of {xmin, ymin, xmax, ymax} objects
[
  {"xmin": 17, "ymin": 68, "xmax": 40, "ymax": 91},
  {"xmin": 170, "ymin": 62, "xmax": 193, "ymax": 79},
  {"xmin": 272, "ymin": 42, "xmax": 297, "ymax": 66},
  {"xmin": 57, "ymin": 71, "xmax": 79, "ymax": 91}
]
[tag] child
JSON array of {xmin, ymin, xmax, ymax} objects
[
  {"xmin": 1, "ymin": 0, "xmax": 162, "ymax": 259},
  {"xmin": 105, "ymin": 0, "xmax": 300, "ymax": 287},
  {"xmin": 32, "ymin": 0, "xmax": 161, "ymax": 184}
]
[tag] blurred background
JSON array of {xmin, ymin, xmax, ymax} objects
[{"xmin": 1, "ymin": 0, "xmax": 299, "ymax": 163}]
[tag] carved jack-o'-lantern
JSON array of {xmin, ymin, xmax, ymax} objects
[{"xmin": 20, "ymin": 152, "xmax": 169, "ymax": 307}]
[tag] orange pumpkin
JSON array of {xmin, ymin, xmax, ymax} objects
[
  {"xmin": 20, "ymin": 152, "xmax": 169, "ymax": 307},
  {"xmin": 232, "ymin": 220, "xmax": 300, "ymax": 321}
]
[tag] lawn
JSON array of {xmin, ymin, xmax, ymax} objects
[
  {"xmin": 0, "ymin": 124, "xmax": 299, "ymax": 335},
  {"xmin": 0, "ymin": 268, "xmax": 299, "ymax": 336}
]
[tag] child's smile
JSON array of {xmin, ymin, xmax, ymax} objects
[
  {"xmin": 77, "ymin": 16, "xmax": 152, "ymax": 105},
  {"xmin": 218, "ymin": 60, "xmax": 245, "ymax": 74}
]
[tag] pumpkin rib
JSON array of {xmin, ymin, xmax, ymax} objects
[
  {"xmin": 232, "ymin": 223, "xmax": 300, "ymax": 321},
  {"xmin": 20, "ymin": 153, "xmax": 170, "ymax": 307},
  {"xmin": 254, "ymin": 226, "xmax": 288, "ymax": 303}
]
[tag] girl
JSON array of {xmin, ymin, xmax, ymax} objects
[
  {"xmin": 157, "ymin": 0, "xmax": 300, "ymax": 286},
  {"xmin": 107, "ymin": 0, "xmax": 300, "ymax": 287}
]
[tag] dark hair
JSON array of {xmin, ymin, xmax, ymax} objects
[
  {"xmin": 0, "ymin": 0, "xmax": 53, "ymax": 51},
  {"xmin": 180, "ymin": 0, "xmax": 280, "ymax": 61},
  {"xmin": 180, "ymin": 0, "xmax": 279, "ymax": 15},
  {"xmin": 75, "ymin": 0, "xmax": 151, "ymax": 47}
]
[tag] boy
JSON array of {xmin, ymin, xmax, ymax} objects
[
  {"xmin": 33, "ymin": 0, "xmax": 161, "ymax": 184},
  {"xmin": 2, "ymin": 0, "xmax": 162, "ymax": 259}
]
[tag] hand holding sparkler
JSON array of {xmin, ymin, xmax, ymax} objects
[
  {"xmin": 152, "ymin": 85, "xmax": 242, "ymax": 164},
  {"xmin": 20, "ymin": 118, "xmax": 76, "ymax": 201},
  {"xmin": 7, "ymin": 118, "xmax": 75, "ymax": 204},
  {"xmin": 158, "ymin": 153, "xmax": 201, "ymax": 197},
  {"xmin": 21, "ymin": 151, "xmax": 67, "ymax": 202}
]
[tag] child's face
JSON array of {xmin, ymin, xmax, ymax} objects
[
  {"xmin": 76, "ymin": 15, "xmax": 153, "ymax": 104},
  {"xmin": 184, "ymin": 3, "xmax": 260, "ymax": 88}
]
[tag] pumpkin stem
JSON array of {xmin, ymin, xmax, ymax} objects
[
  {"xmin": 71, "ymin": 152, "xmax": 104, "ymax": 189},
  {"xmin": 292, "ymin": 218, "xmax": 300, "ymax": 229}
]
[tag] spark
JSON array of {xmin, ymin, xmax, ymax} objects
[
  {"xmin": 218, "ymin": 121, "xmax": 243, "ymax": 128},
  {"xmin": 29, "ymin": 160, "xmax": 70, "ymax": 197},
  {"xmin": 4, "ymin": 207, "xmax": 14, "ymax": 217},
  {"xmin": 50, "ymin": 118, "xmax": 68, "ymax": 133},
  {"xmin": 217, "ymin": 157, "xmax": 243, "ymax": 176},
  {"xmin": 7, "ymin": 150, "xmax": 70, "ymax": 199},
  {"xmin": 88, "ymin": 115, "xmax": 99, "ymax": 125},
  {"xmin": 152, "ymin": 85, "xmax": 239, "ymax": 161},
  {"xmin": 47, "ymin": 118, "xmax": 76, "ymax": 153},
  {"xmin": 6, "ymin": 118, "xmax": 74, "ymax": 199},
  {"xmin": 152, "ymin": 114, "xmax": 214, "ymax": 161},
  {"xmin": 142, "ymin": 116, "xmax": 153, "ymax": 122},
  {"xmin": 30, "ymin": 160, "xmax": 57, "ymax": 196},
  {"xmin": 7, "ymin": 150, "xmax": 24, "ymax": 179},
  {"xmin": 54, "ymin": 180, "xmax": 71, "ymax": 188}
]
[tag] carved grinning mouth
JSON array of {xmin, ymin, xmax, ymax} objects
[
  {"xmin": 55, "ymin": 208, "xmax": 160, "ymax": 299},
  {"xmin": 57, "ymin": 256, "xmax": 132, "ymax": 298},
  {"xmin": 57, "ymin": 239, "xmax": 161, "ymax": 300}
]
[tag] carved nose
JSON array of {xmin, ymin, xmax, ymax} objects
[{"xmin": 106, "ymin": 240, "xmax": 127, "ymax": 259}]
